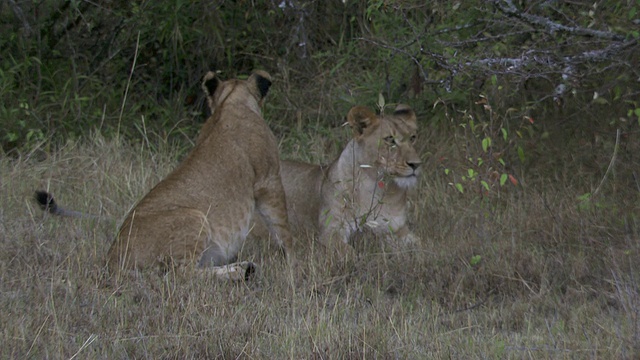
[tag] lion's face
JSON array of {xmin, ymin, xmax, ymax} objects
[
  {"xmin": 348, "ymin": 105, "xmax": 421, "ymax": 189},
  {"xmin": 252, "ymin": 103, "xmax": 422, "ymax": 250}
]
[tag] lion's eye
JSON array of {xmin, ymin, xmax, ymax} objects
[
  {"xmin": 410, "ymin": 135, "xmax": 417, "ymax": 143},
  {"xmin": 384, "ymin": 136, "xmax": 395, "ymax": 145}
]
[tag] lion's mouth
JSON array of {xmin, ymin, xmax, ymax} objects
[
  {"xmin": 400, "ymin": 168, "xmax": 419, "ymax": 178},
  {"xmin": 393, "ymin": 173, "xmax": 418, "ymax": 188}
]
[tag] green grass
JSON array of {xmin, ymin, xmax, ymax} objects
[{"xmin": 1, "ymin": 128, "xmax": 638, "ymax": 359}]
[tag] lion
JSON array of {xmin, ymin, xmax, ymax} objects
[
  {"xmin": 37, "ymin": 71, "xmax": 293, "ymax": 281},
  {"xmin": 255, "ymin": 104, "xmax": 421, "ymax": 256}
]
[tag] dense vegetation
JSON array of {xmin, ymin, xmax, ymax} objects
[
  {"xmin": 3, "ymin": 1, "xmax": 638, "ymax": 147},
  {"xmin": 1, "ymin": 1, "xmax": 639, "ymax": 358},
  {"xmin": 2, "ymin": 0, "xmax": 639, "ymax": 206}
]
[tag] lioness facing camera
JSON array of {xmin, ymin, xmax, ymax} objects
[
  {"xmin": 255, "ymin": 104, "xmax": 421, "ymax": 256},
  {"xmin": 38, "ymin": 71, "xmax": 293, "ymax": 280}
]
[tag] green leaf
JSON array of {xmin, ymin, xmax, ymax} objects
[
  {"xmin": 517, "ymin": 146, "xmax": 525, "ymax": 163},
  {"xmin": 613, "ymin": 86, "xmax": 622, "ymax": 101},
  {"xmin": 577, "ymin": 193, "xmax": 591, "ymax": 202},
  {"xmin": 491, "ymin": 75, "xmax": 497, "ymax": 86},
  {"xmin": 481, "ymin": 180, "xmax": 490, "ymax": 192},
  {"xmin": 501, "ymin": 128, "xmax": 507, "ymax": 141},
  {"xmin": 482, "ymin": 137, "xmax": 491, "ymax": 152},
  {"xmin": 4, "ymin": 132, "xmax": 18, "ymax": 142},
  {"xmin": 577, "ymin": 193, "xmax": 592, "ymax": 210},
  {"xmin": 455, "ymin": 183, "xmax": 464, "ymax": 193},
  {"xmin": 377, "ymin": 92, "xmax": 385, "ymax": 112},
  {"xmin": 593, "ymin": 97, "xmax": 609, "ymax": 105},
  {"xmin": 324, "ymin": 214, "xmax": 333, "ymax": 227},
  {"xmin": 444, "ymin": 168, "xmax": 450, "ymax": 175},
  {"xmin": 499, "ymin": 173, "xmax": 508, "ymax": 186},
  {"xmin": 470, "ymin": 255, "xmax": 482, "ymax": 266}
]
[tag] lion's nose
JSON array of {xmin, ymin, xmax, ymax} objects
[{"xmin": 407, "ymin": 161, "xmax": 421, "ymax": 171}]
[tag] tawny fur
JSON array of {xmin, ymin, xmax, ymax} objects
[
  {"xmin": 254, "ymin": 104, "xmax": 421, "ymax": 255},
  {"xmin": 106, "ymin": 71, "xmax": 293, "ymax": 273}
]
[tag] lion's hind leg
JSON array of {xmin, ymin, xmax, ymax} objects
[
  {"xmin": 109, "ymin": 209, "xmax": 211, "ymax": 270},
  {"xmin": 254, "ymin": 180, "xmax": 294, "ymax": 256},
  {"xmin": 110, "ymin": 208, "xmax": 255, "ymax": 280}
]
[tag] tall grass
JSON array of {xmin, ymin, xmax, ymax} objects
[{"xmin": 1, "ymin": 123, "xmax": 638, "ymax": 358}]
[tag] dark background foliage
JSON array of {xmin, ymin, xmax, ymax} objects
[{"xmin": 1, "ymin": 0, "xmax": 639, "ymax": 200}]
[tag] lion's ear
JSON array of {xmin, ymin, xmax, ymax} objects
[
  {"xmin": 248, "ymin": 70, "xmax": 272, "ymax": 100},
  {"xmin": 393, "ymin": 104, "xmax": 417, "ymax": 123},
  {"xmin": 202, "ymin": 71, "xmax": 219, "ymax": 110},
  {"xmin": 202, "ymin": 71, "xmax": 219, "ymax": 97},
  {"xmin": 347, "ymin": 106, "xmax": 379, "ymax": 138}
]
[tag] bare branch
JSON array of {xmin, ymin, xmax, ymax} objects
[
  {"xmin": 7, "ymin": 0, "xmax": 31, "ymax": 37},
  {"xmin": 569, "ymin": 39, "xmax": 638, "ymax": 63},
  {"xmin": 466, "ymin": 39, "xmax": 638, "ymax": 72},
  {"xmin": 491, "ymin": 0, "xmax": 625, "ymax": 41}
]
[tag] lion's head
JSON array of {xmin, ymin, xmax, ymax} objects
[
  {"xmin": 202, "ymin": 70, "xmax": 272, "ymax": 110},
  {"xmin": 250, "ymin": 103, "xmax": 422, "ymax": 251},
  {"xmin": 347, "ymin": 104, "xmax": 421, "ymax": 188},
  {"xmin": 197, "ymin": 70, "xmax": 273, "ymax": 144}
]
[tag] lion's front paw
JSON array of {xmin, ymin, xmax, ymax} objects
[
  {"xmin": 402, "ymin": 232, "xmax": 420, "ymax": 245},
  {"xmin": 210, "ymin": 261, "xmax": 257, "ymax": 281}
]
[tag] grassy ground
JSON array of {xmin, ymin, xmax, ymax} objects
[{"xmin": 1, "ymin": 122, "xmax": 639, "ymax": 358}]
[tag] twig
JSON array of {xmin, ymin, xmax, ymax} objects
[
  {"xmin": 25, "ymin": 315, "xmax": 49, "ymax": 358},
  {"xmin": 632, "ymin": 171, "xmax": 640, "ymax": 194},
  {"xmin": 69, "ymin": 334, "xmax": 99, "ymax": 360},
  {"xmin": 7, "ymin": 0, "xmax": 32, "ymax": 37},
  {"xmin": 466, "ymin": 40, "xmax": 637, "ymax": 71},
  {"xmin": 356, "ymin": 37, "xmax": 444, "ymax": 85},
  {"xmin": 592, "ymin": 129, "xmax": 621, "ymax": 198},
  {"xmin": 117, "ymin": 31, "xmax": 141, "ymax": 137},
  {"xmin": 454, "ymin": 298, "xmax": 486, "ymax": 313},
  {"xmin": 492, "ymin": 0, "xmax": 624, "ymax": 41}
]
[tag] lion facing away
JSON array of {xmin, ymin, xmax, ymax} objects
[
  {"xmin": 39, "ymin": 71, "xmax": 293, "ymax": 280},
  {"xmin": 255, "ymin": 104, "xmax": 421, "ymax": 255}
]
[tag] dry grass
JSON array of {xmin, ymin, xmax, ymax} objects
[{"xmin": 1, "ymin": 128, "xmax": 639, "ymax": 359}]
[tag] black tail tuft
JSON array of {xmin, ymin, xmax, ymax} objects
[
  {"xmin": 244, "ymin": 262, "xmax": 256, "ymax": 281},
  {"xmin": 35, "ymin": 190, "xmax": 57, "ymax": 213}
]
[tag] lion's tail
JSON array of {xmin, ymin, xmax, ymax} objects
[{"xmin": 34, "ymin": 190, "xmax": 100, "ymax": 219}]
